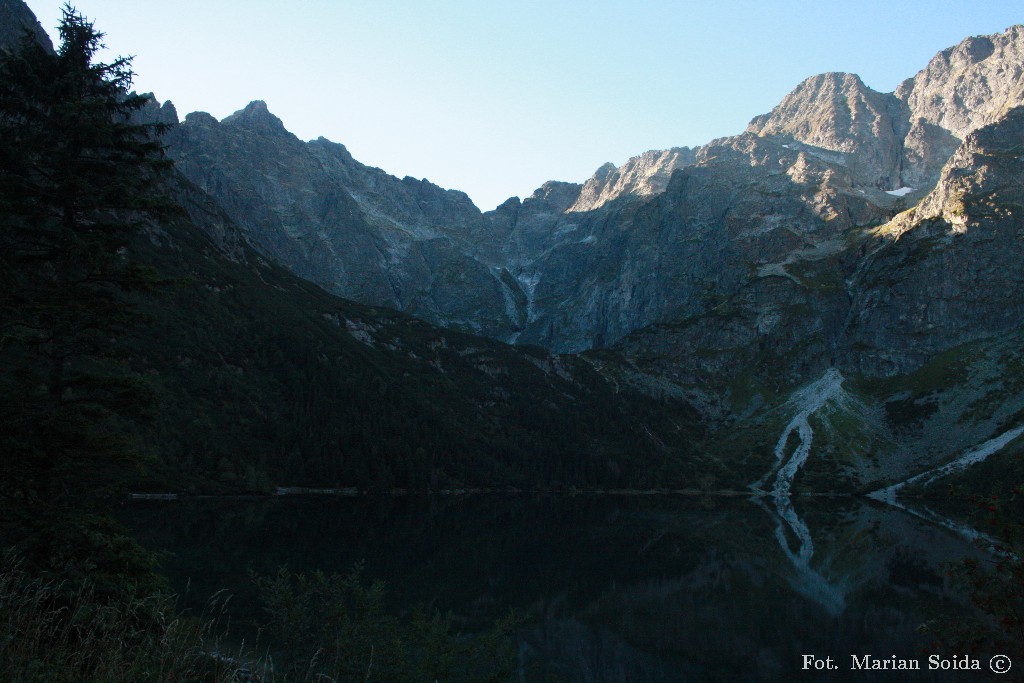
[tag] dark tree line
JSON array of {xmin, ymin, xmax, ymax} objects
[
  {"xmin": 0, "ymin": 5, "xmax": 702, "ymax": 582},
  {"xmin": 0, "ymin": 3, "xmax": 170, "ymax": 582}
]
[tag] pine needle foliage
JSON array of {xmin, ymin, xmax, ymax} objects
[{"xmin": 0, "ymin": 3, "xmax": 171, "ymax": 582}]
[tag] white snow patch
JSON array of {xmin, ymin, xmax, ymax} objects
[
  {"xmin": 868, "ymin": 426, "xmax": 1024, "ymax": 504},
  {"xmin": 885, "ymin": 186, "xmax": 915, "ymax": 197}
]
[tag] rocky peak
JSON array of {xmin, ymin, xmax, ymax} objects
[
  {"xmin": 897, "ymin": 25, "xmax": 1024, "ymax": 139},
  {"xmin": 526, "ymin": 180, "xmax": 583, "ymax": 212},
  {"xmin": 893, "ymin": 25, "xmax": 1024, "ymax": 188},
  {"xmin": 745, "ymin": 72, "xmax": 905, "ymax": 189},
  {"xmin": 592, "ymin": 162, "xmax": 617, "ymax": 181},
  {"xmin": 182, "ymin": 111, "xmax": 218, "ymax": 127},
  {"xmin": 845, "ymin": 103, "xmax": 1024, "ymax": 376},
  {"xmin": 0, "ymin": 0, "xmax": 53, "ymax": 54},
  {"xmin": 563, "ymin": 25, "xmax": 1024, "ymax": 214},
  {"xmin": 309, "ymin": 136, "xmax": 355, "ymax": 164},
  {"xmin": 744, "ymin": 27, "xmax": 1024, "ymax": 193},
  {"xmin": 884, "ymin": 104, "xmax": 1024, "ymax": 238},
  {"xmin": 135, "ymin": 94, "xmax": 179, "ymax": 127},
  {"xmin": 746, "ymin": 72, "xmax": 898, "ymax": 153},
  {"xmin": 495, "ymin": 196, "xmax": 522, "ymax": 212},
  {"xmin": 222, "ymin": 100, "xmax": 290, "ymax": 136},
  {"xmin": 568, "ymin": 147, "xmax": 696, "ymax": 212}
]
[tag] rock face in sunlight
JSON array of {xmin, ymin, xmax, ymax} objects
[
  {"xmin": 747, "ymin": 27, "xmax": 1024, "ymax": 191},
  {"xmin": 143, "ymin": 23, "xmax": 1024, "ymax": 494},
  {"xmin": 846, "ymin": 106, "xmax": 1024, "ymax": 376},
  {"xmin": 5, "ymin": 0, "xmax": 1024, "ymax": 497},
  {"xmin": 567, "ymin": 147, "xmax": 698, "ymax": 212},
  {"xmin": 897, "ymin": 28, "xmax": 1024, "ymax": 186},
  {"xmin": 159, "ymin": 25, "xmax": 1024, "ymax": 362},
  {"xmin": 746, "ymin": 72, "xmax": 905, "ymax": 190}
]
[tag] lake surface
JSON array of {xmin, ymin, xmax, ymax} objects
[{"xmin": 120, "ymin": 494, "xmax": 992, "ymax": 682}]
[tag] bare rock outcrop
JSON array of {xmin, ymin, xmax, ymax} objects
[
  {"xmin": 746, "ymin": 26, "xmax": 1024, "ymax": 194},
  {"xmin": 568, "ymin": 147, "xmax": 697, "ymax": 212},
  {"xmin": 166, "ymin": 101, "xmax": 527, "ymax": 340},
  {"xmin": 746, "ymin": 72, "xmax": 904, "ymax": 190},
  {"xmin": 845, "ymin": 105, "xmax": 1024, "ymax": 375},
  {"xmin": 0, "ymin": 0, "xmax": 52, "ymax": 54}
]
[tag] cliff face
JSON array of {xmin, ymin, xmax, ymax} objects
[
  {"xmin": 0, "ymin": 0, "xmax": 52, "ymax": 54},
  {"xmin": 134, "ymin": 22, "xmax": 1024, "ymax": 493},
  {"xmin": 897, "ymin": 26, "xmax": 1024, "ymax": 188},
  {"xmin": 155, "ymin": 25, "xmax": 1024, "ymax": 363},
  {"xmin": 6, "ymin": 0, "xmax": 1024, "ymax": 493},
  {"xmin": 476, "ymin": 25, "xmax": 1024, "ymax": 355},
  {"xmin": 165, "ymin": 102, "xmax": 527, "ymax": 339},
  {"xmin": 845, "ymin": 105, "xmax": 1024, "ymax": 376},
  {"xmin": 747, "ymin": 26, "xmax": 1024, "ymax": 192},
  {"xmin": 494, "ymin": 132, "xmax": 887, "ymax": 355},
  {"xmin": 746, "ymin": 72, "xmax": 905, "ymax": 191},
  {"xmin": 567, "ymin": 147, "xmax": 697, "ymax": 213},
  {"xmin": 116, "ymin": 18, "xmax": 1024, "ymax": 390}
]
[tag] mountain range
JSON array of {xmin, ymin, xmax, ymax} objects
[{"xmin": 5, "ymin": 0, "xmax": 1024, "ymax": 499}]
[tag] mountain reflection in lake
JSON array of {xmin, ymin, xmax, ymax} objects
[{"xmin": 120, "ymin": 495, "xmax": 983, "ymax": 682}]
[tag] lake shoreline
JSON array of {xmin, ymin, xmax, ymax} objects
[{"xmin": 128, "ymin": 487, "xmax": 863, "ymax": 502}]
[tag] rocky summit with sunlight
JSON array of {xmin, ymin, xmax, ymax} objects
[
  {"xmin": 2, "ymin": 0, "xmax": 1024, "ymax": 681},
  {"xmin": 154, "ymin": 21, "xmax": 1024, "ymax": 495}
]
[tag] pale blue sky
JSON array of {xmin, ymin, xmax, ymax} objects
[{"xmin": 24, "ymin": 1, "xmax": 1024, "ymax": 210}]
